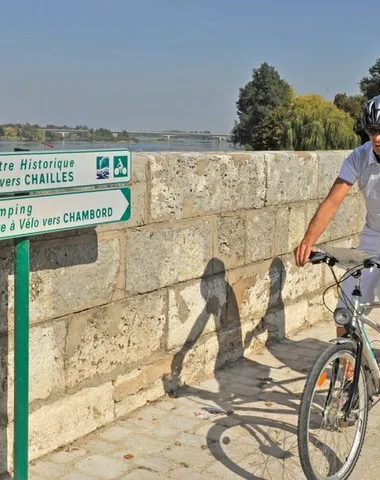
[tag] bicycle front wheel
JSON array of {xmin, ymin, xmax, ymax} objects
[{"xmin": 298, "ymin": 343, "xmax": 369, "ymax": 480}]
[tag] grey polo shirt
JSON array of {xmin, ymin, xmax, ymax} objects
[{"xmin": 338, "ymin": 141, "xmax": 380, "ymax": 234}]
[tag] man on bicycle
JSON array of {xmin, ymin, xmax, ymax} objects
[{"xmin": 294, "ymin": 95, "xmax": 380, "ymax": 337}]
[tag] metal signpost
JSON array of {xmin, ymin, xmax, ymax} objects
[{"xmin": 0, "ymin": 149, "xmax": 132, "ymax": 480}]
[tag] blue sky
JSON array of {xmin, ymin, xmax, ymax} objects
[{"xmin": 0, "ymin": 0, "xmax": 379, "ymax": 132}]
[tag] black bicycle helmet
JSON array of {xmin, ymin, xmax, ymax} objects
[{"xmin": 362, "ymin": 95, "xmax": 380, "ymax": 130}]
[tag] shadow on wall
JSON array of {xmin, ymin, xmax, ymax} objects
[
  {"xmin": 163, "ymin": 258, "xmax": 244, "ymax": 395},
  {"xmin": 0, "ymin": 228, "xmax": 99, "ymax": 476},
  {"xmin": 245, "ymin": 257, "xmax": 327, "ymax": 375},
  {"xmin": 163, "ymin": 256, "xmax": 328, "ymax": 404}
]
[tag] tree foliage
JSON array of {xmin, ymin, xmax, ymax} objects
[
  {"xmin": 232, "ymin": 63, "xmax": 293, "ymax": 150},
  {"xmin": 333, "ymin": 93, "xmax": 365, "ymax": 119},
  {"xmin": 233, "ymin": 63, "xmax": 361, "ymax": 151},
  {"xmin": 288, "ymin": 95, "xmax": 359, "ymax": 150},
  {"xmin": 360, "ymin": 58, "xmax": 380, "ymax": 99}
]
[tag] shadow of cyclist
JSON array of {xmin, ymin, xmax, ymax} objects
[
  {"xmin": 244, "ymin": 256, "xmax": 329, "ymax": 375},
  {"xmin": 163, "ymin": 257, "xmax": 247, "ymax": 399}
]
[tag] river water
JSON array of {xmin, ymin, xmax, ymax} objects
[{"xmin": 0, "ymin": 139, "xmax": 241, "ymax": 153}]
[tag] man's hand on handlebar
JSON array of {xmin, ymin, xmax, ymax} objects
[{"xmin": 294, "ymin": 241, "xmax": 318, "ymax": 267}]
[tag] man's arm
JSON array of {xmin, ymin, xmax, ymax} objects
[{"xmin": 294, "ymin": 178, "xmax": 353, "ymax": 266}]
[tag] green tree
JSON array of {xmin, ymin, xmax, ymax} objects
[
  {"xmin": 360, "ymin": 58, "xmax": 380, "ymax": 99},
  {"xmin": 20, "ymin": 123, "xmax": 39, "ymax": 141},
  {"xmin": 288, "ymin": 95, "xmax": 359, "ymax": 150},
  {"xmin": 334, "ymin": 93, "xmax": 367, "ymax": 144},
  {"xmin": 232, "ymin": 62, "xmax": 294, "ymax": 150},
  {"xmin": 334, "ymin": 93, "xmax": 364, "ymax": 119}
]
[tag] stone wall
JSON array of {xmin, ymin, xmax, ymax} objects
[{"xmin": 0, "ymin": 150, "xmax": 365, "ymax": 470}]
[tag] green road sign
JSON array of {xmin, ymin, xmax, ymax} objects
[
  {"xmin": 0, "ymin": 148, "xmax": 131, "ymax": 195},
  {"xmin": 0, "ymin": 188, "xmax": 131, "ymax": 240}
]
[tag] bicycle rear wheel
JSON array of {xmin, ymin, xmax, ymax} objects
[{"xmin": 298, "ymin": 343, "xmax": 369, "ymax": 480}]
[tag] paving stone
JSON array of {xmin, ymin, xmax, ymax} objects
[
  {"xmin": 115, "ymin": 454, "xmax": 177, "ymax": 472},
  {"xmin": 82, "ymin": 439, "xmax": 118, "ymax": 454},
  {"xmin": 60, "ymin": 472, "xmax": 97, "ymax": 480},
  {"xmin": 49, "ymin": 447, "xmax": 87, "ymax": 464},
  {"xmin": 30, "ymin": 460, "xmax": 68, "ymax": 478},
  {"xmin": 75, "ymin": 454, "xmax": 130, "ymax": 479},
  {"xmin": 120, "ymin": 470, "xmax": 163, "ymax": 479},
  {"xmin": 99, "ymin": 425, "xmax": 133, "ymax": 442},
  {"xmin": 162, "ymin": 445, "xmax": 214, "ymax": 468},
  {"xmin": 170, "ymin": 467, "xmax": 214, "ymax": 480},
  {"xmin": 60, "ymin": 473, "xmax": 96, "ymax": 480}
]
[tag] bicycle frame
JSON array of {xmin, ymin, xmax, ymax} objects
[
  {"xmin": 332, "ymin": 273, "xmax": 380, "ymax": 394},
  {"xmin": 356, "ymin": 308, "xmax": 380, "ymax": 392}
]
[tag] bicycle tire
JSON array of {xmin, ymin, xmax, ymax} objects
[{"xmin": 298, "ymin": 343, "xmax": 369, "ymax": 480}]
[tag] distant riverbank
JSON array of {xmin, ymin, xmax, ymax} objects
[{"xmin": 0, "ymin": 139, "xmax": 242, "ymax": 153}]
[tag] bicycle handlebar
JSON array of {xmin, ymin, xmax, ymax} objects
[{"xmin": 309, "ymin": 247, "xmax": 380, "ymax": 269}]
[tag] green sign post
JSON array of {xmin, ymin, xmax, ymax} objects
[
  {"xmin": 14, "ymin": 237, "xmax": 30, "ymax": 480},
  {"xmin": 0, "ymin": 149, "xmax": 132, "ymax": 480}
]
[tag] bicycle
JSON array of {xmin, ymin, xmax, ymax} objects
[{"xmin": 298, "ymin": 246, "xmax": 380, "ymax": 480}]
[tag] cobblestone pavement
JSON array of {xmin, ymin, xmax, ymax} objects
[{"xmin": 26, "ymin": 320, "xmax": 380, "ymax": 480}]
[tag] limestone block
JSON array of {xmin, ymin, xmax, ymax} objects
[
  {"xmin": 0, "ymin": 248, "xmax": 14, "ymax": 335},
  {"xmin": 288, "ymin": 205, "xmax": 307, "ymax": 251},
  {"xmin": 178, "ymin": 326, "xmax": 244, "ymax": 385},
  {"xmin": 263, "ymin": 300, "xmax": 308, "ymax": 340},
  {"xmin": 66, "ymin": 291, "xmax": 166, "ymax": 389},
  {"xmin": 7, "ymin": 237, "xmax": 120, "ymax": 325},
  {"xmin": 265, "ymin": 152, "xmax": 318, "ymax": 205},
  {"xmin": 328, "ymin": 195, "xmax": 359, "ymax": 240},
  {"xmin": 126, "ymin": 221, "xmax": 212, "ymax": 295},
  {"xmin": 167, "ymin": 273, "xmax": 227, "ymax": 351},
  {"xmin": 241, "ymin": 318, "xmax": 268, "ymax": 355},
  {"xmin": 316, "ymin": 151, "xmax": 353, "ymax": 198},
  {"xmin": 29, "ymin": 383, "xmax": 114, "ymax": 460},
  {"xmin": 114, "ymin": 356, "xmax": 172, "ymax": 401},
  {"xmin": 246, "ymin": 209, "xmax": 275, "ymax": 262},
  {"xmin": 306, "ymin": 201, "xmax": 330, "ymax": 243},
  {"xmin": 0, "ymin": 424, "xmax": 13, "ymax": 474},
  {"xmin": 214, "ymin": 213, "xmax": 245, "ymax": 268},
  {"xmin": 29, "ymin": 321, "xmax": 66, "ymax": 403},
  {"xmin": 274, "ymin": 204, "xmax": 307, "ymax": 255},
  {"xmin": 175, "ymin": 334, "xmax": 218, "ymax": 386},
  {"xmin": 308, "ymin": 290, "xmax": 337, "ymax": 325},
  {"xmin": 0, "ymin": 321, "xmax": 66, "ymax": 423},
  {"xmin": 281, "ymin": 255, "xmax": 323, "ymax": 301},
  {"xmin": 130, "ymin": 154, "xmax": 149, "ymax": 183},
  {"xmin": 227, "ymin": 259, "xmax": 284, "ymax": 323},
  {"xmin": 115, "ymin": 379, "xmax": 166, "ymax": 419},
  {"xmin": 214, "ymin": 326, "xmax": 245, "ymax": 368},
  {"xmin": 149, "ymin": 153, "xmax": 266, "ymax": 222}
]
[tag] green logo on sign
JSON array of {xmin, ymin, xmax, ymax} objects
[{"xmin": 113, "ymin": 156, "xmax": 128, "ymax": 178}]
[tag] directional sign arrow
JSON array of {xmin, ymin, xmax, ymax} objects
[{"xmin": 0, "ymin": 188, "xmax": 131, "ymax": 240}]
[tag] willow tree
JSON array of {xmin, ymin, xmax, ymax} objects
[{"xmin": 287, "ymin": 95, "xmax": 360, "ymax": 150}]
